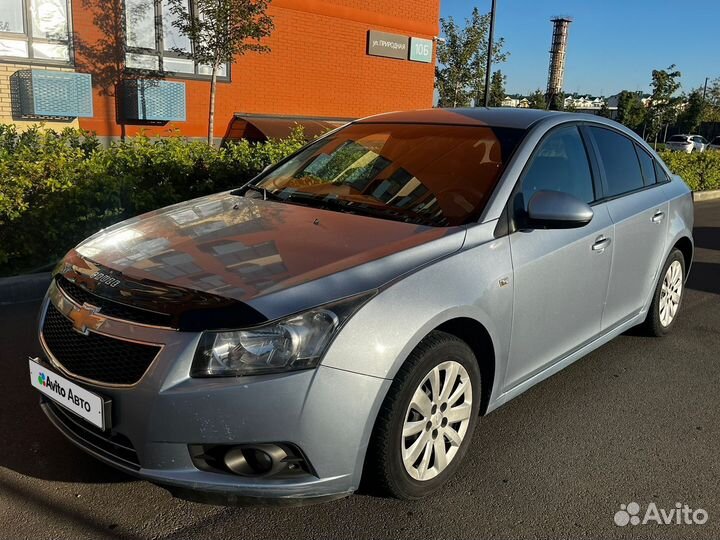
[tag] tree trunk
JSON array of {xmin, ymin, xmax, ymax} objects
[{"xmin": 208, "ymin": 65, "xmax": 218, "ymax": 146}]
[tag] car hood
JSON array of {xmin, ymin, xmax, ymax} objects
[{"xmin": 64, "ymin": 192, "xmax": 466, "ymax": 323}]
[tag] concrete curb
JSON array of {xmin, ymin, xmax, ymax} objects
[
  {"xmin": 694, "ymin": 190, "xmax": 720, "ymax": 202},
  {"xmin": 0, "ymin": 272, "xmax": 51, "ymax": 305}
]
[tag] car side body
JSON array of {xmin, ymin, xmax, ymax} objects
[{"xmin": 33, "ymin": 109, "xmax": 694, "ymax": 504}]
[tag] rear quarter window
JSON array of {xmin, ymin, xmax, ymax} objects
[
  {"xmin": 589, "ymin": 127, "xmax": 645, "ymax": 197},
  {"xmin": 635, "ymin": 145, "xmax": 657, "ymax": 186},
  {"xmin": 654, "ymin": 160, "xmax": 671, "ymax": 184}
]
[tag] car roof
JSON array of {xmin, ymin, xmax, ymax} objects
[{"xmin": 355, "ymin": 107, "xmax": 561, "ymax": 130}]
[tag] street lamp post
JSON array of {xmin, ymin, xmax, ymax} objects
[{"xmin": 483, "ymin": 0, "xmax": 497, "ymax": 107}]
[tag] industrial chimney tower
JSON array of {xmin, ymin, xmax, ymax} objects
[{"xmin": 546, "ymin": 17, "xmax": 572, "ymax": 110}]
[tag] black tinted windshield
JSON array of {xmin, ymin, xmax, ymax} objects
[{"xmin": 251, "ymin": 122, "xmax": 526, "ymax": 227}]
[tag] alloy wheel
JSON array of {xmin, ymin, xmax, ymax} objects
[
  {"xmin": 401, "ymin": 361, "xmax": 473, "ymax": 481},
  {"xmin": 659, "ymin": 260, "xmax": 683, "ymax": 327}
]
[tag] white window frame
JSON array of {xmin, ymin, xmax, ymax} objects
[
  {"xmin": 123, "ymin": 0, "xmax": 229, "ymax": 81},
  {"xmin": 0, "ymin": 0, "xmax": 73, "ymax": 64}
]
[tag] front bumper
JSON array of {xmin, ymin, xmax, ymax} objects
[
  {"xmin": 39, "ymin": 357, "xmax": 390, "ymax": 503},
  {"xmin": 36, "ymin": 282, "xmax": 392, "ymax": 504}
]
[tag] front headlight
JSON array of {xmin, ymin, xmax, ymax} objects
[{"xmin": 191, "ymin": 292, "xmax": 375, "ymax": 377}]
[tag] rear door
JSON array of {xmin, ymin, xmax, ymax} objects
[
  {"xmin": 586, "ymin": 126, "xmax": 669, "ymax": 330},
  {"xmin": 505, "ymin": 125, "xmax": 614, "ymax": 389}
]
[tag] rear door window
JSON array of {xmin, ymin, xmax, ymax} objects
[{"xmin": 589, "ymin": 127, "xmax": 645, "ymax": 197}]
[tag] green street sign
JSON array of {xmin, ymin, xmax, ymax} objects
[{"xmin": 409, "ymin": 37, "xmax": 433, "ymax": 63}]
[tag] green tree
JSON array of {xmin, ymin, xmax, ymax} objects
[
  {"xmin": 616, "ymin": 91, "xmax": 646, "ymax": 132},
  {"xmin": 528, "ymin": 89, "xmax": 547, "ymax": 110},
  {"xmin": 706, "ymin": 77, "xmax": 720, "ymax": 107},
  {"xmin": 647, "ymin": 65, "xmax": 682, "ymax": 143},
  {"xmin": 435, "ymin": 7, "xmax": 508, "ymax": 108},
  {"xmin": 597, "ymin": 102, "xmax": 612, "ymax": 118},
  {"xmin": 168, "ymin": 0, "xmax": 274, "ymax": 144},
  {"xmin": 677, "ymin": 89, "xmax": 705, "ymax": 133},
  {"xmin": 702, "ymin": 78, "xmax": 720, "ymax": 123},
  {"xmin": 489, "ymin": 71, "xmax": 506, "ymax": 107}
]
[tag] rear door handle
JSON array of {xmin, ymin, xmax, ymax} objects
[
  {"xmin": 652, "ymin": 211, "xmax": 665, "ymax": 224},
  {"xmin": 592, "ymin": 236, "xmax": 612, "ymax": 252}
]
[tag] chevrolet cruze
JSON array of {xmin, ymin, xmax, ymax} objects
[{"xmin": 30, "ymin": 109, "xmax": 694, "ymax": 504}]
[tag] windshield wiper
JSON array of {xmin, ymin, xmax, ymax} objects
[
  {"xmin": 242, "ymin": 187, "xmax": 440, "ymax": 225},
  {"xmin": 322, "ymin": 198, "xmax": 419, "ymax": 224}
]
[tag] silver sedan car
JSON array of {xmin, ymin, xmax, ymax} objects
[{"xmin": 30, "ymin": 108, "xmax": 693, "ymax": 504}]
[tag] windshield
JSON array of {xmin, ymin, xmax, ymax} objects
[
  {"xmin": 249, "ymin": 122, "xmax": 526, "ymax": 227},
  {"xmin": 669, "ymin": 135, "xmax": 689, "ymax": 142}
]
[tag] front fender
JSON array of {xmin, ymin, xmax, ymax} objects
[{"xmin": 321, "ymin": 220, "xmax": 513, "ymax": 400}]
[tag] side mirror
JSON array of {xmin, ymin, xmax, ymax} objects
[{"xmin": 527, "ymin": 190, "xmax": 594, "ymax": 229}]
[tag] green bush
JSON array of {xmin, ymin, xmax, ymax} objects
[
  {"xmin": 0, "ymin": 125, "xmax": 305, "ymax": 277},
  {"xmin": 658, "ymin": 150, "xmax": 720, "ymax": 192}
]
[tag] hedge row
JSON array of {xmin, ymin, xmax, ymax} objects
[
  {"xmin": 0, "ymin": 125, "xmax": 305, "ymax": 277},
  {"xmin": 658, "ymin": 150, "xmax": 720, "ymax": 192}
]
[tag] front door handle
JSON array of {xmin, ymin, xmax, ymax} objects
[
  {"xmin": 592, "ymin": 236, "xmax": 611, "ymax": 252},
  {"xmin": 652, "ymin": 211, "xmax": 665, "ymax": 224}
]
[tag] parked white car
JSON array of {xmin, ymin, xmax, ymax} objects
[
  {"xmin": 707, "ymin": 136, "xmax": 720, "ymax": 151},
  {"xmin": 666, "ymin": 134, "xmax": 708, "ymax": 153}
]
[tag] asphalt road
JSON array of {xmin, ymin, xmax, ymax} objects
[{"xmin": 1, "ymin": 201, "xmax": 718, "ymax": 540}]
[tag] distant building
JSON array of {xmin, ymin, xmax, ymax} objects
[{"xmin": 563, "ymin": 95, "xmax": 616, "ymax": 116}]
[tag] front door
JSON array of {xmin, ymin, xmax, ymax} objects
[{"xmin": 505, "ymin": 125, "xmax": 613, "ymax": 389}]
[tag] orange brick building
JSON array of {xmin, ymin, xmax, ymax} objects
[{"xmin": 0, "ymin": 0, "xmax": 440, "ymax": 143}]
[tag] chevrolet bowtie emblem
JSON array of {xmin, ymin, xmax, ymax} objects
[{"xmin": 69, "ymin": 303, "xmax": 106, "ymax": 335}]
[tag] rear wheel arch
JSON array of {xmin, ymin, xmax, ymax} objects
[{"xmin": 674, "ymin": 236, "xmax": 693, "ymax": 277}]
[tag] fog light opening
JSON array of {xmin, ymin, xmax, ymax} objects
[
  {"xmin": 223, "ymin": 444, "xmax": 288, "ymax": 477},
  {"xmin": 190, "ymin": 442, "xmax": 315, "ymax": 478}
]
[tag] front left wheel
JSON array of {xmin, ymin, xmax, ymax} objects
[{"xmin": 365, "ymin": 331, "xmax": 482, "ymax": 500}]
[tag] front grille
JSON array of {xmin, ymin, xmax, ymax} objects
[
  {"xmin": 43, "ymin": 400, "xmax": 140, "ymax": 470},
  {"xmin": 57, "ymin": 277, "xmax": 173, "ymax": 328},
  {"xmin": 42, "ymin": 303, "xmax": 161, "ymax": 385}
]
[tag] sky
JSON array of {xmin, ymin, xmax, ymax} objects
[{"xmin": 439, "ymin": 0, "xmax": 718, "ymax": 97}]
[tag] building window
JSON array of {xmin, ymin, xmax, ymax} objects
[
  {"xmin": 124, "ymin": 0, "xmax": 227, "ymax": 78},
  {"xmin": 0, "ymin": 0, "xmax": 71, "ymax": 62}
]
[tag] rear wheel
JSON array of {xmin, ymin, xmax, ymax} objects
[
  {"xmin": 642, "ymin": 249, "xmax": 685, "ymax": 336},
  {"xmin": 366, "ymin": 331, "xmax": 481, "ymax": 499}
]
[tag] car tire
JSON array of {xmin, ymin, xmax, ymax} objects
[
  {"xmin": 365, "ymin": 331, "xmax": 482, "ymax": 500},
  {"xmin": 641, "ymin": 249, "xmax": 685, "ymax": 337}
]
